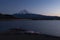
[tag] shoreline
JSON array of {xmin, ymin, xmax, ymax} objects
[
  {"xmin": 0, "ymin": 19, "xmax": 60, "ymax": 21},
  {"xmin": 0, "ymin": 28, "xmax": 60, "ymax": 40}
]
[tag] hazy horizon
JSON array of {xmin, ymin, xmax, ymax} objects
[{"xmin": 0, "ymin": 0, "xmax": 60, "ymax": 16}]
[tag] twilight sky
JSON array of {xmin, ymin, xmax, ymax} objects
[{"xmin": 0, "ymin": 0, "xmax": 60, "ymax": 16}]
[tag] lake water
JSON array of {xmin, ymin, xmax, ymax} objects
[{"xmin": 0, "ymin": 20, "xmax": 60, "ymax": 36}]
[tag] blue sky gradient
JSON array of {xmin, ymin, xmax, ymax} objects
[{"xmin": 0, "ymin": 0, "xmax": 60, "ymax": 16}]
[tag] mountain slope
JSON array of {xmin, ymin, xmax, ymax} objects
[{"xmin": 13, "ymin": 13, "xmax": 60, "ymax": 20}]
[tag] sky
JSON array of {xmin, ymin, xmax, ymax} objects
[{"xmin": 0, "ymin": 0, "xmax": 60, "ymax": 16}]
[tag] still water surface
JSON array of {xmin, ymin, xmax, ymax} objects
[{"xmin": 0, "ymin": 20, "xmax": 60, "ymax": 36}]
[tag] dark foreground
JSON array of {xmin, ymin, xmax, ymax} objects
[{"xmin": 0, "ymin": 28, "xmax": 60, "ymax": 40}]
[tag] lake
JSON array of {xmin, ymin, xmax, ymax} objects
[{"xmin": 0, "ymin": 20, "xmax": 60, "ymax": 36}]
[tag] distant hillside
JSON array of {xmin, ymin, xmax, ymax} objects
[
  {"xmin": 0, "ymin": 12, "xmax": 60, "ymax": 20},
  {"xmin": 13, "ymin": 13, "xmax": 60, "ymax": 20},
  {"xmin": 13, "ymin": 10, "xmax": 60, "ymax": 20},
  {"xmin": 0, "ymin": 13, "xmax": 16, "ymax": 20}
]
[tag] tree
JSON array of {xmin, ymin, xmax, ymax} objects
[{"xmin": 0, "ymin": 13, "xmax": 3, "ymax": 16}]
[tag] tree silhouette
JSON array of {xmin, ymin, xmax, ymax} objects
[{"xmin": 0, "ymin": 13, "xmax": 3, "ymax": 16}]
